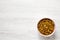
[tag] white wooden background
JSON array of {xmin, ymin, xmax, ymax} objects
[{"xmin": 0, "ymin": 0, "xmax": 60, "ymax": 40}]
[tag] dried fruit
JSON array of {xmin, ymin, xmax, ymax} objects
[{"xmin": 37, "ymin": 18, "xmax": 55, "ymax": 35}]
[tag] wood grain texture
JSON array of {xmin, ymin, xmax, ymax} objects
[{"xmin": 0, "ymin": 0, "xmax": 60, "ymax": 40}]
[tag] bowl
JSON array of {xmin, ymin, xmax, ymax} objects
[{"xmin": 37, "ymin": 18, "xmax": 55, "ymax": 37}]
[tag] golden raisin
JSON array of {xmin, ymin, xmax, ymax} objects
[{"xmin": 37, "ymin": 18, "xmax": 55, "ymax": 35}]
